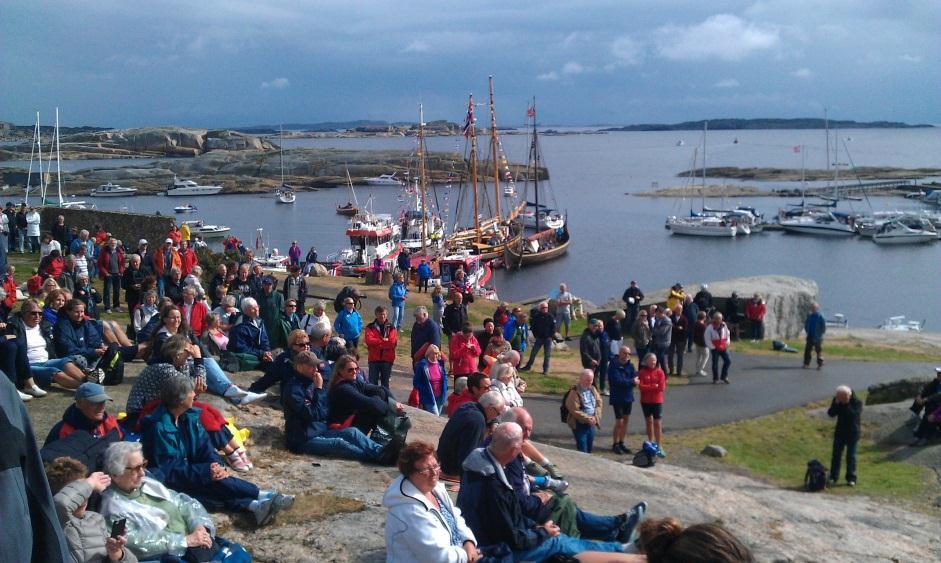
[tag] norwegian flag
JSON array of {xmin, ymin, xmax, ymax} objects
[
  {"xmin": 462, "ymin": 96, "xmax": 474, "ymax": 138},
  {"xmin": 526, "ymin": 106, "xmax": 535, "ymax": 118}
]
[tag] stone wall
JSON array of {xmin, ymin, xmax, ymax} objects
[{"xmin": 40, "ymin": 207, "xmax": 176, "ymax": 248}]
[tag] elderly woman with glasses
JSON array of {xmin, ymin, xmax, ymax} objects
[
  {"xmin": 328, "ymin": 354, "xmax": 405, "ymax": 436},
  {"xmin": 5, "ymin": 299, "xmax": 85, "ymax": 397},
  {"xmin": 140, "ymin": 376, "xmax": 294, "ymax": 526},
  {"xmin": 383, "ymin": 441, "xmax": 481, "ymax": 563}
]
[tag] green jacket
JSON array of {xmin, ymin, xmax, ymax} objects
[{"xmin": 259, "ymin": 289, "xmax": 286, "ymax": 347}]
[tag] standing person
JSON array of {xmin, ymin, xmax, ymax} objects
[
  {"xmin": 565, "ymin": 369, "xmax": 602, "ymax": 453},
  {"xmin": 97, "ymin": 237, "xmax": 125, "ymax": 313},
  {"xmin": 521, "ymin": 301, "xmax": 555, "ymax": 374},
  {"xmin": 745, "ymin": 293, "xmax": 766, "ymax": 342},
  {"xmin": 287, "ymin": 241, "xmax": 301, "ymax": 267},
  {"xmin": 651, "ymin": 307, "xmax": 673, "ymax": 377},
  {"xmin": 51, "ymin": 215, "xmax": 69, "ymax": 254},
  {"xmin": 555, "ymin": 283, "xmax": 574, "ymax": 341},
  {"xmin": 26, "ymin": 206, "xmax": 42, "ymax": 253},
  {"xmin": 430, "ymin": 285, "xmax": 445, "ymax": 328},
  {"xmin": 388, "ymin": 272, "xmax": 408, "ymax": 330},
  {"xmin": 682, "ymin": 294, "xmax": 699, "ymax": 353},
  {"xmin": 410, "ymin": 305, "xmax": 441, "ymax": 366},
  {"xmin": 208, "ymin": 264, "xmax": 229, "ymax": 309},
  {"xmin": 803, "ymin": 302, "xmax": 826, "ymax": 370},
  {"xmin": 413, "ymin": 345, "xmax": 448, "ymax": 415},
  {"xmin": 396, "ymin": 248, "xmax": 411, "ymax": 285},
  {"xmin": 667, "ymin": 305, "xmax": 687, "ymax": 377},
  {"xmin": 303, "ymin": 245, "xmax": 318, "ymax": 274},
  {"xmin": 257, "ymin": 277, "xmax": 286, "ymax": 349},
  {"xmin": 0, "ymin": 202, "xmax": 12, "ymax": 254},
  {"xmin": 637, "ymin": 352, "xmax": 666, "ymax": 458},
  {"xmin": 694, "ymin": 284, "xmax": 713, "ymax": 316},
  {"xmin": 334, "ymin": 296, "xmax": 364, "ymax": 351},
  {"xmin": 608, "ymin": 345, "xmax": 637, "ymax": 455},
  {"xmin": 415, "ymin": 259, "xmax": 432, "ymax": 293},
  {"xmin": 622, "ymin": 280, "xmax": 644, "ymax": 331},
  {"xmin": 692, "ymin": 311, "xmax": 710, "ymax": 377},
  {"xmin": 666, "ymin": 284, "xmax": 685, "ymax": 311},
  {"xmin": 364, "ymin": 306, "xmax": 397, "ymax": 389},
  {"xmin": 122, "ymin": 254, "xmax": 145, "ymax": 327},
  {"xmin": 704, "ymin": 312, "xmax": 732, "ymax": 384},
  {"xmin": 441, "ymin": 290, "xmax": 468, "ymax": 339},
  {"xmin": 604, "ymin": 310, "xmax": 626, "ymax": 358},
  {"xmin": 281, "ymin": 265, "xmax": 307, "ymax": 315},
  {"xmin": 178, "ymin": 240, "xmax": 198, "ymax": 279},
  {"xmin": 580, "ymin": 319, "xmax": 603, "ymax": 392},
  {"xmin": 14, "ymin": 204, "xmax": 27, "ymax": 253},
  {"xmin": 136, "ymin": 239, "xmax": 153, "ymax": 276},
  {"xmin": 632, "ymin": 309, "xmax": 651, "ymax": 361},
  {"xmin": 153, "ymin": 238, "xmax": 181, "ymax": 299},
  {"xmin": 504, "ymin": 308, "xmax": 529, "ymax": 356},
  {"xmin": 828, "ymin": 385, "xmax": 862, "ymax": 487}
]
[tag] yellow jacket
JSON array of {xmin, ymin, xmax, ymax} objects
[{"xmin": 666, "ymin": 289, "xmax": 685, "ymax": 310}]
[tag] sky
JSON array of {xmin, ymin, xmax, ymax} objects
[{"xmin": 3, "ymin": 0, "xmax": 939, "ymax": 128}]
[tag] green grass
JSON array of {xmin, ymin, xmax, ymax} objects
[
  {"xmin": 734, "ymin": 338, "xmax": 938, "ymax": 363},
  {"xmin": 671, "ymin": 402, "xmax": 939, "ymax": 507}
]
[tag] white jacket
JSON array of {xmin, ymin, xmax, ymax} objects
[
  {"xmin": 382, "ymin": 475, "xmax": 476, "ymax": 563},
  {"xmin": 26, "ymin": 211, "xmax": 41, "ymax": 236},
  {"xmin": 704, "ymin": 322, "xmax": 731, "ymax": 351}
]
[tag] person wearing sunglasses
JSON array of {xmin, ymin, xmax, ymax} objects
[{"xmin": 6, "ymin": 299, "xmax": 86, "ymax": 399}]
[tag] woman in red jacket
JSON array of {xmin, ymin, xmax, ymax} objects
[
  {"xmin": 448, "ymin": 322, "xmax": 481, "ymax": 381},
  {"xmin": 364, "ymin": 306, "xmax": 398, "ymax": 389},
  {"xmin": 637, "ymin": 352, "xmax": 667, "ymax": 458},
  {"xmin": 745, "ymin": 293, "xmax": 766, "ymax": 342}
]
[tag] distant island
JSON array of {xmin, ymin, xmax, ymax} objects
[{"xmin": 601, "ymin": 118, "xmax": 934, "ymax": 132}]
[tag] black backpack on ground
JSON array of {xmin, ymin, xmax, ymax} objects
[
  {"xmin": 804, "ymin": 459, "xmax": 828, "ymax": 492},
  {"xmin": 99, "ymin": 343, "xmax": 125, "ymax": 385}
]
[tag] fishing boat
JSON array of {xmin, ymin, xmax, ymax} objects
[
  {"xmin": 364, "ymin": 172, "xmax": 405, "ymax": 186},
  {"xmin": 504, "ymin": 99, "xmax": 571, "ymax": 268},
  {"xmin": 327, "ymin": 196, "xmax": 402, "ymax": 275},
  {"xmin": 336, "ymin": 168, "xmax": 360, "ymax": 216},
  {"xmin": 166, "ymin": 176, "xmax": 223, "ymax": 196},
  {"xmin": 780, "ymin": 211, "xmax": 856, "ymax": 236},
  {"xmin": 401, "ymin": 104, "xmax": 445, "ymax": 253},
  {"xmin": 90, "ymin": 182, "xmax": 137, "ymax": 197},
  {"xmin": 181, "ymin": 220, "xmax": 231, "ymax": 238},
  {"xmin": 878, "ymin": 316, "xmax": 925, "ymax": 331},
  {"xmin": 871, "ymin": 218, "xmax": 939, "ymax": 245},
  {"xmin": 274, "ymin": 125, "xmax": 296, "ymax": 204},
  {"xmin": 174, "ymin": 204, "xmax": 198, "ymax": 214}
]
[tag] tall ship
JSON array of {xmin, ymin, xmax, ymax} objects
[
  {"xmin": 401, "ymin": 104, "xmax": 445, "ymax": 253},
  {"xmin": 165, "ymin": 176, "xmax": 224, "ymax": 196}
]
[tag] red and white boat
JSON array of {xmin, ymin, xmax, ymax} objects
[{"xmin": 328, "ymin": 196, "xmax": 402, "ymax": 275}]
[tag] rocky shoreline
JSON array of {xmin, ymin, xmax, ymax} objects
[{"xmin": 674, "ymin": 166, "xmax": 941, "ymax": 182}]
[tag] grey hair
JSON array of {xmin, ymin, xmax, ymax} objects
[
  {"xmin": 161, "ymin": 333, "xmax": 192, "ymax": 362},
  {"xmin": 453, "ymin": 376, "xmax": 468, "ymax": 395},
  {"xmin": 836, "ymin": 385, "xmax": 852, "ymax": 396},
  {"xmin": 190, "ymin": 265, "xmax": 202, "ymax": 277},
  {"xmin": 414, "ymin": 305, "xmax": 428, "ymax": 316},
  {"xmin": 206, "ymin": 312, "xmax": 220, "ymax": 326},
  {"xmin": 129, "ymin": 253, "xmax": 141, "ymax": 263},
  {"xmin": 489, "ymin": 422, "xmax": 523, "ymax": 455},
  {"xmin": 313, "ymin": 299, "xmax": 326, "ymax": 312},
  {"xmin": 142, "ymin": 290, "xmax": 157, "ymax": 302},
  {"xmin": 80, "ymin": 229, "xmax": 89, "ymax": 236},
  {"xmin": 160, "ymin": 375, "xmax": 194, "ymax": 408},
  {"xmin": 240, "ymin": 297, "xmax": 258, "ymax": 313},
  {"xmin": 169, "ymin": 266, "xmax": 182, "ymax": 276},
  {"xmin": 222, "ymin": 295, "xmax": 237, "ymax": 307},
  {"xmin": 103, "ymin": 441, "xmax": 143, "ymax": 476},
  {"xmin": 712, "ymin": 312, "xmax": 724, "ymax": 321},
  {"xmin": 311, "ymin": 323, "xmax": 331, "ymax": 342},
  {"xmin": 478, "ymin": 390, "xmax": 505, "ymax": 411},
  {"xmin": 182, "ymin": 286, "xmax": 196, "ymax": 296},
  {"xmin": 614, "ymin": 309, "xmax": 625, "ymax": 319},
  {"xmin": 500, "ymin": 407, "xmax": 518, "ymax": 423}
]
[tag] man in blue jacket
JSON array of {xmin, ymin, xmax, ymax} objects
[
  {"xmin": 607, "ymin": 345, "xmax": 638, "ymax": 454},
  {"xmin": 409, "ymin": 306, "xmax": 440, "ymax": 365},
  {"xmin": 228, "ymin": 297, "xmax": 274, "ymax": 372},
  {"xmin": 437, "ymin": 391, "xmax": 505, "ymax": 479},
  {"xmin": 803, "ymin": 302, "xmax": 826, "ymax": 369},
  {"xmin": 416, "ymin": 259, "xmax": 433, "ymax": 293},
  {"xmin": 334, "ymin": 297, "xmax": 364, "ymax": 350}
]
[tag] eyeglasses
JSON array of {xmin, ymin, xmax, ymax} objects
[
  {"xmin": 415, "ymin": 463, "xmax": 441, "ymax": 475},
  {"xmin": 293, "ymin": 341, "xmax": 311, "ymax": 347},
  {"xmin": 26, "ymin": 311, "xmax": 43, "ymax": 316},
  {"xmin": 286, "ymin": 304, "xmax": 297, "ymax": 308},
  {"xmin": 345, "ymin": 366, "xmax": 358, "ymax": 372},
  {"xmin": 124, "ymin": 460, "xmax": 148, "ymax": 473}
]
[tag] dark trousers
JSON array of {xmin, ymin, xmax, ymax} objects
[
  {"xmin": 653, "ymin": 344, "xmax": 669, "ymax": 377},
  {"xmin": 1, "ymin": 339, "xmax": 30, "ymax": 386},
  {"xmin": 103, "ymin": 275, "xmax": 121, "ymax": 309},
  {"xmin": 711, "ymin": 349, "xmax": 731, "ymax": 381},
  {"xmin": 418, "ymin": 278, "xmax": 429, "ymax": 292},
  {"xmin": 830, "ymin": 434, "xmax": 858, "ymax": 483},
  {"xmin": 667, "ymin": 341, "xmax": 684, "ymax": 376},
  {"xmin": 524, "ymin": 337, "xmax": 552, "ymax": 373},
  {"xmin": 368, "ymin": 361, "xmax": 392, "ymax": 389},
  {"xmin": 749, "ymin": 320, "xmax": 764, "ymax": 340},
  {"xmin": 247, "ymin": 362, "xmax": 280, "ymax": 393},
  {"xmin": 175, "ymin": 475, "xmax": 259, "ymax": 512},
  {"xmin": 803, "ymin": 338, "xmax": 823, "ymax": 367}
]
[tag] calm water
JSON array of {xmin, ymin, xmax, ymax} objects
[{"xmin": 32, "ymin": 128, "xmax": 941, "ymax": 328}]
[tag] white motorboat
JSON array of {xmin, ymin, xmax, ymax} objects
[
  {"xmin": 872, "ymin": 219, "xmax": 939, "ymax": 245},
  {"xmin": 166, "ymin": 176, "xmax": 223, "ymax": 196},
  {"xmin": 666, "ymin": 215, "xmax": 737, "ymax": 237},
  {"xmin": 364, "ymin": 172, "xmax": 404, "ymax": 186},
  {"xmin": 780, "ymin": 211, "xmax": 856, "ymax": 236},
  {"xmin": 174, "ymin": 204, "xmax": 198, "ymax": 213},
  {"xmin": 90, "ymin": 182, "xmax": 137, "ymax": 197},
  {"xmin": 181, "ymin": 220, "xmax": 231, "ymax": 238},
  {"xmin": 878, "ymin": 316, "xmax": 925, "ymax": 332}
]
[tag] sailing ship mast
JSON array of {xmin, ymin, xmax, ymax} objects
[
  {"xmin": 531, "ymin": 98, "xmax": 541, "ymax": 232},
  {"xmin": 418, "ymin": 103, "xmax": 429, "ymax": 254},
  {"xmin": 25, "ymin": 111, "xmax": 44, "ymax": 206},
  {"xmin": 488, "ymin": 76, "xmax": 502, "ymax": 221},
  {"xmin": 45, "ymin": 107, "xmax": 64, "ymax": 205},
  {"xmin": 279, "ymin": 124, "xmax": 285, "ymax": 186},
  {"xmin": 465, "ymin": 94, "xmax": 482, "ymax": 244}
]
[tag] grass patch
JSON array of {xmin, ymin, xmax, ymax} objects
[
  {"xmin": 733, "ymin": 338, "xmax": 938, "ymax": 363},
  {"xmin": 670, "ymin": 403, "xmax": 940, "ymax": 508},
  {"xmin": 520, "ymin": 371, "xmax": 574, "ymax": 394}
]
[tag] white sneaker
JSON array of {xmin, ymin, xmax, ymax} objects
[
  {"xmin": 223, "ymin": 385, "xmax": 250, "ymax": 399},
  {"xmin": 18, "ymin": 390, "xmax": 33, "ymax": 401},
  {"xmin": 233, "ymin": 391, "xmax": 268, "ymax": 405},
  {"xmin": 25, "ymin": 385, "xmax": 48, "ymax": 398}
]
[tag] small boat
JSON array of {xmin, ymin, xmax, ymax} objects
[
  {"xmin": 327, "ymin": 197, "xmax": 402, "ymax": 275},
  {"xmin": 667, "ymin": 215, "xmax": 737, "ymax": 237},
  {"xmin": 336, "ymin": 168, "xmax": 360, "ymax": 216},
  {"xmin": 166, "ymin": 176, "xmax": 223, "ymax": 196},
  {"xmin": 878, "ymin": 316, "xmax": 925, "ymax": 332},
  {"xmin": 90, "ymin": 182, "xmax": 138, "ymax": 197},
  {"xmin": 519, "ymin": 205, "xmax": 565, "ymax": 231},
  {"xmin": 872, "ymin": 219, "xmax": 939, "ymax": 245},
  {"xmin": 504, "ymin": 225, "xmax": 571, "ymax": 267},
  {"xmin": 174, "ymin": 204, "xmax": 198, "ymax": 213},
  {"xmin": 364, "ymin": 172, "xmax": 404, "ymax": 186},
  {"xmin": 439, "ymin": 251, "xmax": 494, "ymax": 296},
  {"xmin": 825, "ymin": 313, "xmax": 848, "ymax": 328},
  {"xmin": 780, "ymin": 211, "xmax": 856, "ymax": 236},
  {"xmin": 182, "ymin": 220, "xmax": 231, "ymax": 238}
]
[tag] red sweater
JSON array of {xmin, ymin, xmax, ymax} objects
[
  {"xmin": 745, "ymin": 300, "xmax": 766, "ymax": 321},
  {"xmin": 448, "ymin": 333, "xmax": 481, "ymax": 376},
  {"xmin": 637, "ymin": 366, "xmax": 666, "ymax": 404},
  {"xmin": 181, "ymin": 301, "xmax": 209, "ymax": 337},
  {"xmin": 179, "ymin": 248, "xmax": 199, "ymax": 277}
]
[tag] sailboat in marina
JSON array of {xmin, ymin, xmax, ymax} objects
[
  {"xmin": 504, "ymin": 100, "xmax": 571, "ymax": 268},
  {"xmin": 30, "ymin": 108, "xmax": 91, "ymax": 209},
  {"xmin": 445, "ymin": 77, "xmax": 524, "ymax": 260},
  {"xmin": 401, "ymin": 104, "xmax": 445, "ymax": 253},
  {"xmin": 275, "ymin": 125, "xmax": 296, "ymax": 204}
]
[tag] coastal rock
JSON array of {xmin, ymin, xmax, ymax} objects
[
  {"xmin": 701, "ymin": 444, "xmax": 728, "ymax": 458},
  {"xmin": 867, "ymin": 378, "xmax": 930, "ymax": 406},
  {"xmin": 308, "ymin": 263, "xmax": 330, "ymax": 277}
]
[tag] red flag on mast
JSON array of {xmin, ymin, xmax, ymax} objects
[
  {"xmin": 793, "ymin": 145, "xmax": 801, "ymax": 153},
  {"xmin": 526, "ymin": 106, "xmax": 535, "ymax": 118}
]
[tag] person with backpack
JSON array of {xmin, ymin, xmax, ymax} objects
[
  {"xmin": 637, "ymin": 353, "xmax": 667, "ymax": 458},
  {"xmin": 565, "ymin": 369, "xmax": 603, "ymax": 453},
  {"xmin": 827, "ymin": 385, "xmax": 862, "ymax": 487}
]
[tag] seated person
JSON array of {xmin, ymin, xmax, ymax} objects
[
  {"xmin": 136, "ymin": 297, "xmax": 174, "ymax": 343},
  {"xmin": 911, "ymin": 367, "xmax": 941, "ymax": 446},
  {"xmin": 46, "ymin": 457, "xmax": 137, "ymax": 563},
  {"xmin": 249, "ymin": 329, "xmax": 311, "ymax": 395},
  {"xmin": 446, "ymin": 372, "xmax": 491, "ymax": 417},
  {"xmin": 437, "ymin": 391, "xmax": 506, "ymax": 479},
  {"xmin": 179, "ymin": 287, "xmax": 209, "ymax": 338},
  {"xmin": 140, "ymin": 376, "xmax": 294, "ymax": 526},
  {"xmin": 502, "ymin": 407, "xmax": 646, "ymax": 542},
  {"xmin": 283, "ymin": 350, "xmax": 400, "ymax": 465},
  {"xmin": 227, "ymin": 297, "xmax": 274, "ymax": 372},
  {"xmin": 132, "ymin": 291, "xmax": 159, "ymax": 336},
  {"xmin": 211, "ymin": 294, "xmax": 239, "ymax": 331},
  {"xmin": 7, "ymin": 298, "xmax": 86, "ymax": 392},
  {"xmin": 456, "ymin": 423, "xmax": 639, "ymax": 561},
  {"xmin": 446, "ymin": 376, "xmax": 469, "ymax": 417},
  {"xmin": 45, "ymin": 383, "xmax": 124, "ymax": 446},
  {"xmin": 637, "ymin": 517, "xmax": 753, "ymax": 563},
  {"xmin": 327, "ymin": 354, "xmax": 405, "ymax": 436},
  {"xmin": 53, "ymin": 299, "xmax": 137, "ymax": 368},
  {"xmin": 98, "ymin": 442, "xmax": 219, "ymax": 561},
  {"xmin": 200, "ymin": 312, "xmax": 228, "ymax": 356},
  {"xmin": 383, "ymin": 441, "xmax": 481, "ymax": 562}
]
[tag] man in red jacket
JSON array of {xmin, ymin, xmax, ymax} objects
[
  {"xmin": 745, "ymin": 293, "xmax": 766, "ymax": 342},
  {"xmin": 96, "ymin": 237, "xmax": 125, "ymax": 313},
  {"xmin": 364, "ymin": 306, "xmax": 398, "ymax": 389},
  {"xmin": 178, "ymin": 239, "xmax": 199, "ymax": 278}
]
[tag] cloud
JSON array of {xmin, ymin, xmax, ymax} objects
[
  {"xmin": 403, "ymin": 39, "xmax": 429, "ymax": 53},
  {"xmin": 260, "ymin": 77, "xmax": 290, "ymax": 90},
  {"xmin": 537, "ymin": 71, "xmax": 560, "ymax": 81},
  {"xmin": 562, "ymin": 32, "xmax": 579, "ymax": 48},
  {"xmin": 655, "ymin": 14, "xmax": 780, "ymax": 62},
  {"xmin": 791, "ymin": 67, "xmax": 812, "ymax": 78},
  {"xmin": 714, "ymin": 78, "xmax": 740, "ymax": 88},
  {"xmin": 562, "ymin": 62, "xmax": 584, "ymax": 75},
  {"xmin": 611, "ymin": 35, "xmax": 642, "ymax": 65},
  {"xmin": 899, "ymin": 53, "xmax": 922, "ymax": 62}
]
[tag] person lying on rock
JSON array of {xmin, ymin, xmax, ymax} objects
[
  {"xmin": 637, "ymin": 517, "xmax": 754, "ymax": 563},
  {"xmin": 910, "ymin": 366, "xmax": 941, "ymax": 446}
]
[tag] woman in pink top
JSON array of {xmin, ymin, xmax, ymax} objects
[
  {"xmin": 413, "ymin": 345, "xmax": 448, "ymax": 415},
  {"xmin": 637, "ymin": 352, "xmax": 667, "ymax": 457}
]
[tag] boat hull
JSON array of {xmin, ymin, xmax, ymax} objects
[
  {"xmin": 668, "ymin": 223, "xmax": 736, "ymax": 237},
  {"xmin": 89, "ymin": 189, "xmax": 137, "ymax": 197},
  {"xmin": 166, "ymin": 186, "xmax": 223, "ymax": 196},
  {"xmin": 872, "ymin": 233, "xmax": 939, "ymax": 245},
  {"xmin": 780, "ymin": 224, "xmax": 855, "ymax": 236},
  {"xmin": 504, "ymin": 237, "xmax": 570, "ymax": 267}
]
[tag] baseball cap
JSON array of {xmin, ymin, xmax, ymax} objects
[
  {"xmin": 262, "ymin": 276, "xmax": 274, "ymax": 285},
  {"xmin": 165, "ymin": 238, "xmax": 173, "ymax": 244},
  {"xmin": 935, "ymin": 367, "xmax": 941, "ymax": 374},
  {"xmin": 138, "ymin": 238, "xmax": 148, "ymax": 246},
  {"xmin": 75, "ymin": 382, "xmax": 113, "ymax": 403}
]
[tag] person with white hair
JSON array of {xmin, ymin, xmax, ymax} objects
[
  {"xmin": 227, "ymin": 296, "xmax": 274, "ymax": 372},
  {"xmin": 183, "ymin": 264, "xmax": 205, "ymax": 300},
  {"xmin": 437, "ymin": 390, "xmax": 506, "ymax": 479},
  {"xmin": 299, "ymin": 299, "xmax": 331, "ymax": 336},
  {"xmin": 566, "ymin": 369, "xmax": 603, "ymax": 453},
  {"xmin": 827, "ymin": 385, "xmax": 862, "ymax": 487}
]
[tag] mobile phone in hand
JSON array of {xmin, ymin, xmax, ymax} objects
[{"xmin": 110, "ymin": 518, "xmax": 127, "ymax": 539}]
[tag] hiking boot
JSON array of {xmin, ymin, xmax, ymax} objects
[
  {"xmin": 252, "ymin": 497, "xmax": 276, "ymax": 527},
  {"xmin": 379, "ymin": 436, "xmax": 405, "ymax": 466},
  {"xmin": 543, "ymin": 462, "xmax": 564, "ymax": 480},
  {"xmin": 617, "ymin": 501, "xmax": 648, "ymax": 543},
  {"xmin": 525, "ymin": 460, "xmax": 548, "ymax": 478},
  {"xmin": 546, "ymin": 478, "xmax": 569, "ymax": 494},
  {"xmin": 656, "ymin": 447, "xmax": 667, "ymax": 458},
  {"xmin": 619, "ymin": 442, "xmax": 632, "ymax": 454},
  {"xmin": 613, "ymin": 444, "xmax": 625, "ymax": 455}
]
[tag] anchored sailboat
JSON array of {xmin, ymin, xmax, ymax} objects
[{"xmin": 275, "ymin": 125, "xmax": 296, "ymax": 204}]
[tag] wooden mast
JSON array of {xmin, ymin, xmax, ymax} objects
[
  {"xmin": 488, "ymin": 75, "xmax": 501, "ymax": 221},
  {"xmin": 532, "ymin": 98, "xmax": 540, "ymax": 233},
  {"xmin": 467, "ymin": 94, "xmax": 481, "ymax": 244},
  {"xmin": 418, "ymin": 103, "xmax": 428, "ymax": 254}
]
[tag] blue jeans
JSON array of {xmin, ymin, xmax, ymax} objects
[
  {"xmin": 513, "ymin": 534, "xmax": 624, "ymax": 562},
  {"xmin": 830, "ymin": 435, "xmax": 858, "ymax": 483},
  {"xmin": 711, "ymin": 349, "xmax": 731, "ymax": 381},
  {"xmin": 368, "ymin": 361, "xmax": 392, "ymax": 389},
  {"xmin": 175, "ymin": 475, "xmax": 259, "ymax": 512},
  {"xmin": 576, "ymin": 509, "xmax": 621, "ymax": 541},
  {"xmin": 297, "ymin": 427, "xmax": 383, "ymax": 462},
  {"xmin": 524, "ymin": 337, "xmax": 552, "ymax": 373},
  {"xmin": 654, "ymin": 344, "xmax": 669, "ymax": 376},
  {"xmin": 29, "ymin": 357, "xmax": 74, "ymax": 386},
  {"xmin": 572, "ymin": 422, "xmax": 596, "ymax": 453},
  {"xmin": 391, "ymin": 303, "xmax": 405, "ymax": 329},
  {"xmin": 157, "ymin": 276, "xmax": 166, "ymax": 299},
  {"xmin": 203, "ymin": 357, "xmax": 235, "ymax": 396},
  {"xmin": 18, "ymin": 228, "xmax": 27, "ymax": 252}
]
